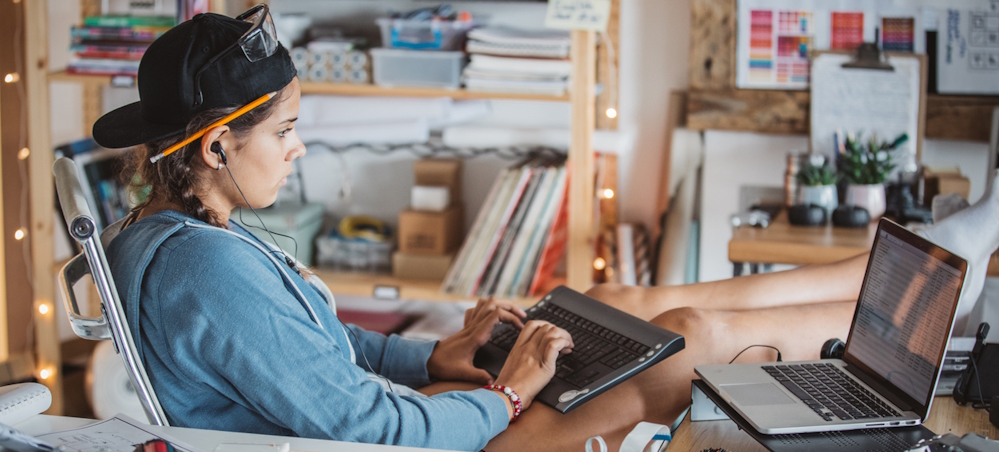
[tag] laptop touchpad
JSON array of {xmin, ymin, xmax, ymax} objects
[{"xmin": 723, "ymin": 383, "xmax": 796, "ymax": 406}]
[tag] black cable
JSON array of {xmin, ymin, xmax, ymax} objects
[
  {"xmin": 222, "ymin": 165, "xmax": 300, "ymax": 269},
  {"xmin": 345, "ymin": 324, "xmax": 395, "ymax": 393},
  {"xmin": 728, "ymin": 345, "xmax": 783, "ymax": 364},
  {"xmin": 969, "ymin": 357, "xmax": 991, "ymax": 410}
]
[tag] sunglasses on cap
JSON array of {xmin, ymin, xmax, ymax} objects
[{"xmin": 150, "ymin": 4, "xmax": 279, "ymax": 164}]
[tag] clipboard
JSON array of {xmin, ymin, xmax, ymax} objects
[{"xmin": 809, "ymin": 46, "xmax": 927, "ymax": 165}]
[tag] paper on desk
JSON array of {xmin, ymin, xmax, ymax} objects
[
  {"xmin": 35, "ymin": 414, "xmax": 202, "ymax": 452},
  {"xmin": 809, "ymin": 53, "xmax": 920, "ymax": 165}
]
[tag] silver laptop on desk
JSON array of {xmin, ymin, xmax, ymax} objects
[{"xmin": 696, "ymin": 219, "xmax": 968, "ymax": 435}]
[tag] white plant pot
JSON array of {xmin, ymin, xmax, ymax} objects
[
  {"xmin": 845, "ymin": 184, "xmax": 886, "ymax": 220},
  {"xmin": 799, "ymin": 185, "xmax": 838, "ymax": 217}
]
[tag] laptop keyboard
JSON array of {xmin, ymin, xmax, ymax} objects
[
  {"xmin": 489, "ymin": 303, "xmax": 650, "ymax": 388},
  {"xmin": 763, "ymin": 363, "xmax": 901, "ymax": 422}
]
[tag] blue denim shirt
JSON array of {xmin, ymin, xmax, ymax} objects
[{"xmin": 106, "ymin": 210, "xmax": 508, "ymax": 450}]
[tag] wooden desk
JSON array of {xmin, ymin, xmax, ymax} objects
[
  {"xmin": 728, "ymin": 213, "xmax": 999, "ymax": 277},
  {"xmin": 669, "ymin": 396, "xmax": 999, "ymax": 451}
]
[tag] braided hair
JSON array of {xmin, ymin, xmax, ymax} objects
[{"xmin": 122, "ymin": 87, "xmax": 290, "ymax": 228}]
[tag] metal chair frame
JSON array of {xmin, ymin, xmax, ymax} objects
[{"xmin": 54, "ymin": 157, "xmax": 169, "ymax": 426}]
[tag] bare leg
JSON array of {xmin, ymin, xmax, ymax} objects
[
  {"xmin": 585, "ymin": 252, "xmax": 868, "ymax": 321},
  {"xmin": 420, "ymin": 299, "xmax": 856, "ymax": 451}
]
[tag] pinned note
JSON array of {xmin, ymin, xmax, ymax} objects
[{"xmin": 545, "ymin": 0, "xmax": 611, "ymax": 32}]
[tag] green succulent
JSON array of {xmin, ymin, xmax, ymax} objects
[
  {"xmin": 838, "ymin": 133, "xmax": 908, "ymax": 185},
  {"xmin": 797, "ymin": 163, "xmax": 839, "ymax": 186}
]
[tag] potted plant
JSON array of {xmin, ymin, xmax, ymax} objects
[
  {"xmin": 837, "ymin": 132, "xmax": 908, "ymax": 220},
  {"xmin": 797, "ymin": 156, "xmax": 839, "ymax": 218}
]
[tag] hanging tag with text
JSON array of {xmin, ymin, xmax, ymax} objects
[{"xmin": 545, "ymin": 0, "xmax": 611, "ymax": 32}]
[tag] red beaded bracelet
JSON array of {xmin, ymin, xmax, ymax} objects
[{"xmin": 484, "ymin": 384, "xmax": 522, "ymax": 422}]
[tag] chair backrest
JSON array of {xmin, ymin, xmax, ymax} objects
[{"xmin": 53, "ymin": 157, "xmax": 170, "ymax": 426}]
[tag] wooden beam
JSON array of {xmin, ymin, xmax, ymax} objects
[
  {"xmin": 596, "ymin": 0, "xmax": 620, "ymax": 130},
  {"xmin": 926, "ymin": 95, "xmax": 999, "ymax": 143},
  {"xmin": 24, "ymin": 0, "xmax": 63, "ymax": 414},
  {"xmin": 567, "ymin": 30, "xmax": 596, "ymax": 292},
  {"xmin": 687, "ymin": 89, "xmax": 810, "ymax": 134},
  {"xmin": 688, "ymin": 0, "xmax": 736, "ymax": 90}
]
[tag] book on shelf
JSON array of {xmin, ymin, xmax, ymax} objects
[
  {"xmin": 442, "ymin": 155, "xmax": 569, "ymax": 298},
  {"xmin": 82, "ymin": 15, "xmax": 177, "ymax": 28},
  {"xmin": 71, "ymin": 26, "xmax": 170, "ymax": 42},
  {"xmin": 461, "ymin": 27, "xmax": 572, "ymax": 96}
]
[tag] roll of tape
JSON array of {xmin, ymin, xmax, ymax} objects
[
  {"xmin": 348, "ymin": 68, "xmax": 370, "ymax": 84},
  {"xmin": 86, "ymin": 341, "xmax": 147, "ymax": 420},
  {"xmin": 411, "ymin": 186, "xmax": 451, "ymax": 211},
  {"xmin": 296, "ymin": 65, "xmax": 309, "ymax": 80},
  {"xmin": 308, "ymin": 64, "xmax": 330, "ymax": 82},
  {"xmin": 330, "ymin": 67, "xmax": 348, "ymax": 83},
  {"xmin": 347, "ymin": 50, "xmax": 368, "ymax": 68},
  {"xmin": 307, "ymin": 50, "xmax": 329, "ymax": 67},
  {"xmin": 290, "ymin": 47, "xmax": 309, "ymax": 68},
  {"xmin": 330, "ymin": 51, "xmax": 348, "ymax": 68}
]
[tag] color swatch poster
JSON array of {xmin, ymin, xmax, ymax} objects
[{"xmin": 737, "ymin": 0, "xmax": 917, "ymax": 90}]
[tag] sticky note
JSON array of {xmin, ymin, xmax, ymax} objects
[{"xmin": 545, "ymin": 0, "xmax": 611, "ymax": 32}]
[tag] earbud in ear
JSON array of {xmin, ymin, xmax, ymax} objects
[{"xmin": 210, "ymin": 142, "xmax": 227, "ymax": 165}]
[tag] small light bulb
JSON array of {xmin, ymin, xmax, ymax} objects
[
  {"xmin": 17, "ymin": 148, "xmax": 29, "ymax": 160},
  {"xmin": 602, "ymin": 188, "xmax": 614, "ymax": 199},
  {"xmin": 3, "ymin": 73, "xmax": 18, "ymax": 83},
  {"xmin": 593, "ymin": 257, "xmax": 607, "ymax": 271},
  {"xmin": 39, "ymin": 368, "xmax": 53, "ymax": 380},
  {"xmin": 38, "ymin": 304, "xmax": 50, "ymax": 315},
  {"xmin": 14, "ymin": 229, "xmax": 24, "ymax": 240},
  {"xmin": 605, "ymin": 107, "xmax": 617, "ymax": 119}
]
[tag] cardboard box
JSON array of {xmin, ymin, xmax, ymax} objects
[
  {"xmin": 392, "ymin": 252, "xmax": 454, "ymax": 280},
  {"xmin": 414, "ymin": 159, "xmax": 462, "ymax": 204},
  {"xmin": 924, "ymin": 167, "xmax": 971, "ymax": 202},
  {"xmin": 398, "ymin": 204, "xmax": 463, "ymax": 255}
]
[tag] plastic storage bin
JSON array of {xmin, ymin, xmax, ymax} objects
[
  {"xmin": 231, "ymin": 202, "xmax": 324, "ymax": 266},
  {"xmin": 371, "ymin": 48, "xmax": 465, "ymax": 89},
  {"xmin": 316, "ymin": 232, "xmax": 394, "ymax": 272},
  {"xmin": 375, "ymin": 17, "xmax": 473, "ymax": 50}
]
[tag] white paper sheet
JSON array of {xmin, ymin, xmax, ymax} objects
[
  {"xmin": 35, "ymin": 415, "xmax": 202, "ymax": 452},
  {"xmin": 810, "ymin": 53, "xmax": 920, "ymax": 164},
  {"xmin": 937, "ymin": 1, "xmax": 999, "ymax": 94}
]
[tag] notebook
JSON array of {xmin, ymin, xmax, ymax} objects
[
  {"xmin": 696, "ymin": 218, "xmax": 968, "ymax": 434},
  {"xmin": 474, "ymin": 286, "xmax": 685, "ymax": 413}
]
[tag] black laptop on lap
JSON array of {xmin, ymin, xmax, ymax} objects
[{"xmin": 474, "ymin": 286, "xmax": 685, "ymax": 413}]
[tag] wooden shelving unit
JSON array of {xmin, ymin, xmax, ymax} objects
[{"xmin": 26, "ymin": 1, "xmax": 611, "ymax": 411}]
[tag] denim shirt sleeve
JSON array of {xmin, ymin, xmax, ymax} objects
[
  {"xmin": 153, "ymin": 232, "xmax": 509, "ymax": 450},
  {"xmin": 342, "ymin": 325, "xmax": 437, "ymax": 388}
]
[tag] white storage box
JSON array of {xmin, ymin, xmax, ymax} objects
[
  {"xmin": 232, "ymin": 202, "xmax": 324, "ymax": 266},
  {"xmin": 371, "ymin": 48, "xmax": 465, "ymax": 89}
]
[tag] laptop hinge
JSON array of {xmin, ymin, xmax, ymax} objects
[{"xmin": 842, "ymin": 363, "xmax": 913, "ymax": 412}]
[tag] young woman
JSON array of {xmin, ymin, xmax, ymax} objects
[{"xmin": 96, "ymin": 8, "xmax": 999, "ymax": 452}]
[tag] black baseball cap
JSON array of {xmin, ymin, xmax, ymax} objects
[{"xmin": 92, "ymin": 12, "xmax": 296, "ymax": 149}]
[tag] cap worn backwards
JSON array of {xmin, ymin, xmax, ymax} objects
[{"xmin": 92, "ymin": 12, "xmax": 296, "ymax": 149}]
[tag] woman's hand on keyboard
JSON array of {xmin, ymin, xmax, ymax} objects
[
  {"xmin": 427, "ymin": 297, "xmax": 527, "ymax": 384},
  {"xmin": 494, "ymin": 320, "xmax": 574, "ymax": 411}
]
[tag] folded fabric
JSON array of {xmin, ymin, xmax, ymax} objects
[
  {"xmin": 297, "ymin": 96, "xmax": 452, "ymax": 127},
  {"xmin": 462, "ymin": 67, "xmax": 567, "ymax": 82},
  {"xmin": 298, "ymin": 119, "xmax": 429, "ymax": 145},
  {"xmin": 463, "ymin": 78, "xmax": 568, "ymax": 96},
  {"xmin": 467, "ymin": 26, "xmax": 571, "ymax": 47},
  {"xmin": 467, "ymin": 54, "xmax": 572, "ymax": 77},
  {"xmin": 466, "ymin": 40, "xmax": 570, "ymax": 59}
]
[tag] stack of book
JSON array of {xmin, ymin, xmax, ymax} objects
[
  {"xmin": 67, "ymin": 15, "xmax": 175, "ymax": 76},
  {"xmin": 461, "ymin": 26, "xmax": 572, "ymax": 96},
  {"xmin": 442, "ymin": 155, "xmax": 568, "ymax": 298}
]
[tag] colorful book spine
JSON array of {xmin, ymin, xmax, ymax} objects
[
  {"xmin": 83, "ymin": 15, "xmax": 176, "ymax": 28},
  {"xmin": 71, "ymin": 26, "xmax": 168, "ymax": 42}
]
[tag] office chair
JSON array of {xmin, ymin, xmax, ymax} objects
[{"xmin": 53, "ymin": 157, "xmax": 169, "ymax": 426}]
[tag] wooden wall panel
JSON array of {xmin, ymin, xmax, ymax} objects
[
  {"xmin": 687, "ymin": 89, "xmax": 809, "ymax": 135},
  {"xmin": 688, "ymin": 0, "xmax": 736, "ymax": 90},
  {"xmin": 687, "ymin": 0, "xmax": 997, "ymax": 142}
]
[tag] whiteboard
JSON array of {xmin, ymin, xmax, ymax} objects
[{"xmin": 810, "ymin": 53, "xmax": 921, "ymax": 170}]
